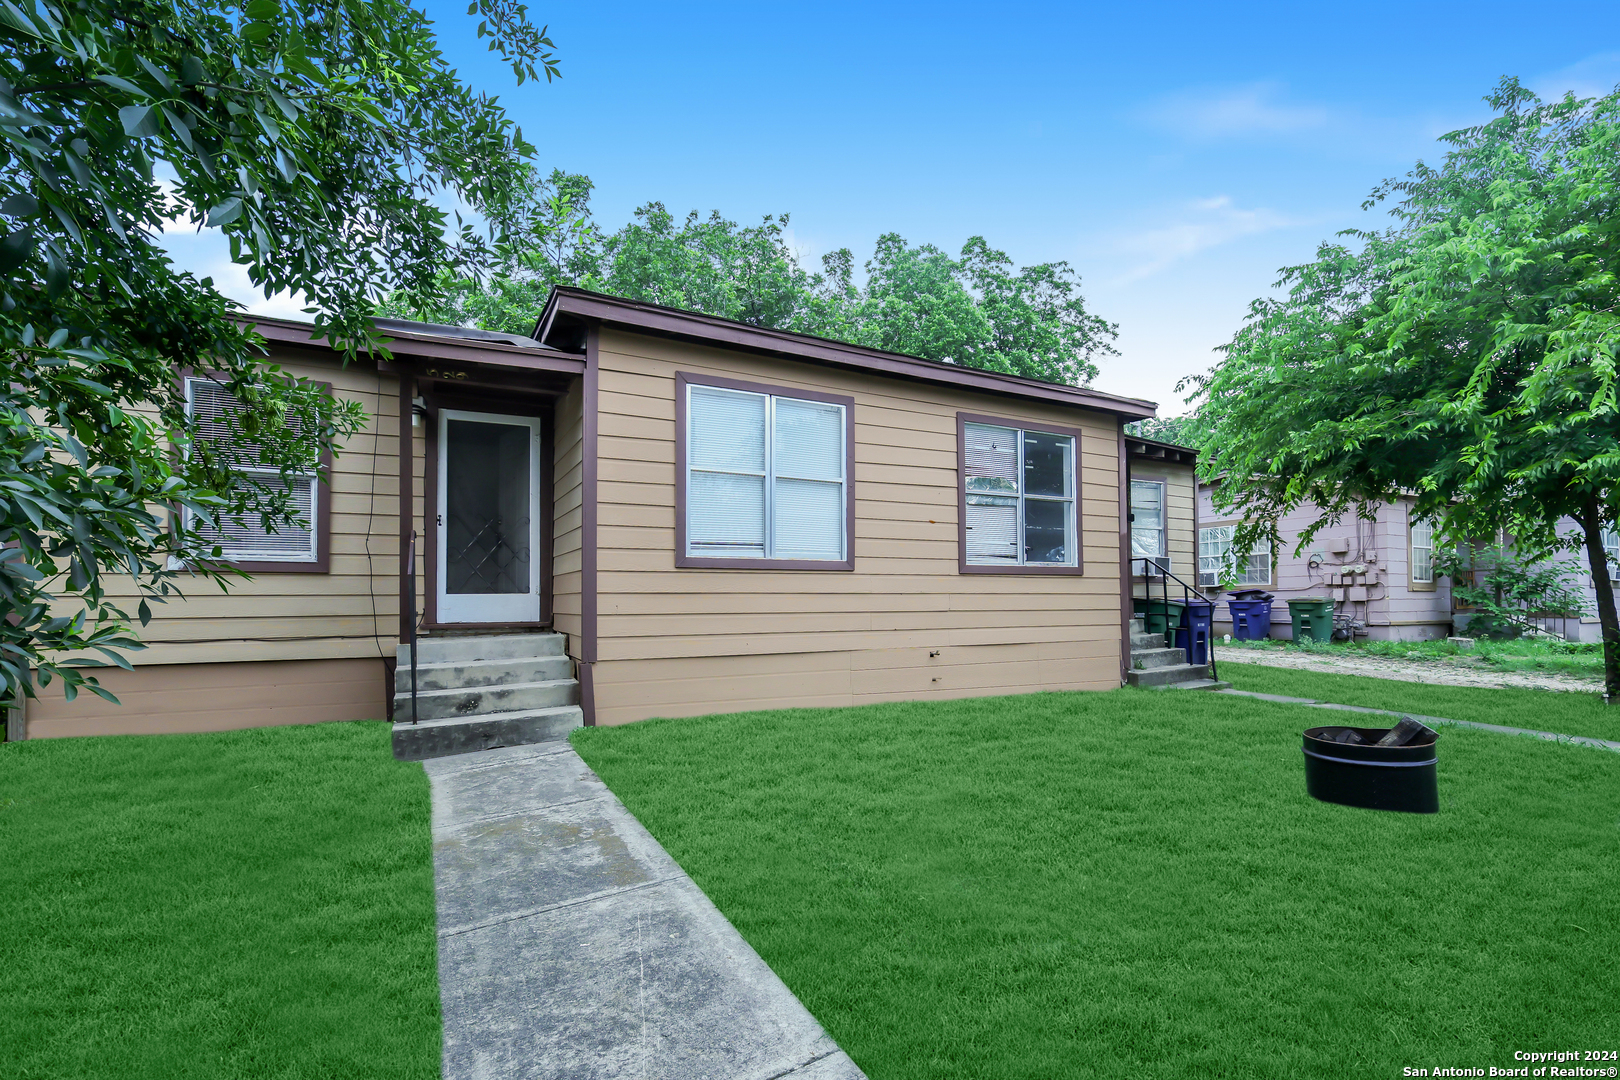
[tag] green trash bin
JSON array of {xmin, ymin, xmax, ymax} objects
[
  {"xmin": 1135, "ymin": 599, "xmax": 1186, "ymax": 639},
  {"xmin": 1287, "ymin": 597, "xmax": 1335, "ymax": 643}
]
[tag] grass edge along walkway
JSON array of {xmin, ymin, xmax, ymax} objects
[
  {"xmin": 1215, "ymin": 688, "xmax": 1620, "ymax": 753},
  {"xmin": 0, "ymin": 720, "xmax": 440, "ymax": 1080},
  {"xmin": 574, "ymin": 689, "xmax": 1620, "ymax": 1080}
]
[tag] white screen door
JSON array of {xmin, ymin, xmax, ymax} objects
[{"xmin": 436, "ymin": 409, "xmax": 542, "ymax": 623}]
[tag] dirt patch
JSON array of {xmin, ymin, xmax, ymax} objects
[{"xmin": 1216, "ymin": 646, "xmax": 1604, "ymax": 693}]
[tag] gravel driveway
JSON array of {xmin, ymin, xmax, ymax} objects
[{"xmin": 1217, "ymin": 645, "xmax": 1604, "ymax": 693}]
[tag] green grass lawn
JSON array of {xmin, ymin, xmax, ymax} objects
[
  {"xmin": 573, "ymin": 690, "xmax": 1620, "ymax": 1080},
  {"xmin": 1218, "ymin": 658, "xmax": 1620, "ymax": 742},
  {"xmin": 0, "ymin": 721, "xmax": 440, "ymax": 1080},
  {"xmin": 1222, "ymin": 633, "xmax": 1607, "ymax": 679}
]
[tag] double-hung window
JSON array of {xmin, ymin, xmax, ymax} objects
[
  {"xmin": 1130, "ymin": 479, "xmax": 1167, "ymax": 574},
  {"xmin": 680, "ymin": 377, "xmax": 851, "ymax": 566},
  {"xmin": 1198, "ymin": 525, "xmax": 1271, "ymax": 587},
  {"xmin": 961, "ymin": 418, "xmax": 1078, "ymax": 569},
  {"xmin": 1410, "ymin": 517, "xmax": 1435, "ymax": 585},
  {"xmin": 183, "ymin": 376, "xmax": 321, "ymax": 566},
  {"xmin": 1603, "ymin": 528, "xmax": 1618, "ymax": 581}
]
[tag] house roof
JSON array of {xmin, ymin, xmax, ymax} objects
[
  {"xmin": 247, "ymin": 314, "xmax": 588, "ymax": 375},
  {"xmin": 534, "ymin": 287, "xmax": 1158, "ymax": 420},
  {"xmin": 1125, "ymin": 434, "xmax": 1198, "ymax": 465}
]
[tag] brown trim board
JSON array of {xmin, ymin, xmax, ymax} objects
[
  {"xmin": 673, "ymin": 372, "xmax": 857, "ymax": 572},
  {"xmin": 539, "ymin": 288, "xmax": 1156, "ymax": 420},
  {"xmin": 580, "ymin": 329, "xmax": 600, "ymax": 724},
  {"xmin": 1118, "ymin": 420, "xmax": 1131, "ymax": 686},
  {"xmin": 956, "ymin": 411, "xmax": 1086, "ymax": 577},
  {"xmin": 398, "ymin": 367, "xmax": 415, "ymax": 644}
]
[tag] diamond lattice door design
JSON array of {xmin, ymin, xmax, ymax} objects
[{"xmin": 435, "ymin": 409, "xmax": 542, "ymax": 624}]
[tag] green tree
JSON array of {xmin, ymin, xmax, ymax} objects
[
  {"xmin": 0, "ymin": 0, "xmax": 556, "ymax": 702},
  {"xmin": 1185, "ymin": 78, "xmax": 1620, "ymax": 701},
  {"xmin": 386, "ymin": 175, "xmax": 1120, "ymax": 387},
  {"xmin": 1124, "ymin": 415, "xmax": 1206, "ymax": 449}
]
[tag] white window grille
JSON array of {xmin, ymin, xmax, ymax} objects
[
  {"xmin": 963, "ymin": 422, "xmax": 1077, "ymax": 566},
  {"xmin": 1130, "ymin": 479, "xmax": 1167, "ymax": 575},
  {"xmin": 686, "ymin": 384, "xmax": 846, "ymax": 561},
  {"xmin": 1198, "ymin": 525, "xmax": 1270, "ymax": 587},
  {"xmin": 1411, "ymin": 517, "xmax": 1435, "ymax": 584},
  {"xmin": 183, "ymin": 378, "xmax": 318, "ymax": 562}
]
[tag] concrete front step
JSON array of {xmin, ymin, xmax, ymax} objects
[
  {"xmin": 1152, "ymin": 679, "xmax": 1232, "ymax": 692},
  {"xmin": 1131, "ymin": 646, "xmax": 1187, "ymax": 670},
  {"xmin": 393, "ymin": 654, "xmax": 574, "ymax": 693},
  {"xmin": 1125, "ymin": 663, "xmax": 1215, "ymax": 689},
  {"xmin": 392, "ymin": 705, "xmax": 584, "ymax": 761},
  {"xmin": 392, "ymin": 678, "xmax": 578, "ymax": 723},
  {"xmin": 401, "ymin": 632, "xmax": 567, "ymax": 666},
  {"xmin": 1130, "ymin": 631, "xmax": 1170, "ymax": 649}
]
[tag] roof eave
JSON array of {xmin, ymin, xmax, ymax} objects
[{"xmin": 536, "ymin": 287, "xmax": 1157, "ymax": 419}]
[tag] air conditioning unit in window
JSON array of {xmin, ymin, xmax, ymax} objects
[{"xmin": 1141, "ymin": 555, "xmax": 1172, "ymax": 577}]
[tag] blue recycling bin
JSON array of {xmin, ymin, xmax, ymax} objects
[
  {"xmin": 1174, "ymin": 600, "xmax": 1216, "ymax": 665},
  {"xmin": 1227, "ymin": 599, "xmax": 1273, "ymax": 641}
]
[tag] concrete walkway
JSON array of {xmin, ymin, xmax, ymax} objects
[
  {"xmin": 425, "ymin": 742, "xmax": 867, "ymax": 1080},
  {"xmin": 1216, "ymin": 688, "xmax": 1620, "ymax": 753}
]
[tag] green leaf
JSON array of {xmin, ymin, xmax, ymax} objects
[
  {"xmin": 93, "ymin": 73, "xmax": 144, "ymax": 95},
  {"xmin": 241, "ymin": 21, "xmax": 273, "ymax": 44},
  {"xmin": 117, "ymin": 105, "xmax": 153, "ymax": 141},
  {"xmin": 244, "ymin": 0, "xmax": 280, "ymax": 19},
  {"xmin": 180, "ymin": 54, "xmax": 207, "ymax": 86},
  {"xmin": 206, "ymin": 197, "xmax": 243, "ymax": 226},
  {"xmin": 0, "ymin": 225, "xmax": 35, "ymax": 274}
]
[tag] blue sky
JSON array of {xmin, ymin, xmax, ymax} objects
[{"xmin": 162, "ymin": 1, "xmax": 1620, "ymax": 414}]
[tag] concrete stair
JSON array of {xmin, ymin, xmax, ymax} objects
[
  {"xmin": 1125, "ymin": 616, "xmax": 1230, "ymax": 691},
  {"xmin": 392, "ymin": 632, "xmax": 582, "ymax": 760}
]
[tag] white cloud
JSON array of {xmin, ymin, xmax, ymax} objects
[
  {"xmin": 1109, "ymin": 195, "xmax": 1303, "ymax": 283},
  {"xmin": 1529, "ymin": 52, "xmax": 1620, "ymax": 102},
  {"xmin": 1141, "ymin": 81, "xmax": 1331, "ymax": 140},
  {"xmin": 159, "ymin": 227, "xmax": 312, "ymax": 319}
]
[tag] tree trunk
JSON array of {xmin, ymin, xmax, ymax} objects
[{"xmin": 1578, "ymin": 496, "xmax": 1620, "ymax": 705}]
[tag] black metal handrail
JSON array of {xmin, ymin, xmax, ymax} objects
[
  {"xmin": 407, "ymin": 531, "xmax": 419, "ymax": 724},
  {"xmin": 1133, "ymin": 556, "xmax": 1219, "ymax": 683}
]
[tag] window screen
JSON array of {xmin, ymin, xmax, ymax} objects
[
  {"xmin": 185, "ymin": 378, "xmax": 318, "ymax": 562},
  {"xmin": 1130, "ymin": 480, "xmax": 1166, "ymax": 571},
  {"xmin": 963, "ymin": 422, "xmax": 1076, "ymax": 567},
  {"xmin": 686, "ymin": 384, "xmax": 846, "ymax": 561}
]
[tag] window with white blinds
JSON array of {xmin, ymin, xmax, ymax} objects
[
  {"xmin": 962, "ymin": 422, "xmax": 1076, "ymax": 567},
  {"xmin": 184, "ymin": 377, "xmax": 319, "ymax": 562},
  {"xmin": 685, "ymin": 383, "xmax": 847, "ymax": 562}
]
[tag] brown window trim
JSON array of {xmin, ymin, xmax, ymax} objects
[
  {"xmin": 674, "ymin": 371, "xmax": 856, "ymax": 571},
  {"xmin": 180, "ymin": 371, "xmax": 334, "ymax": 574},
  {"xmin": 957, "ymin": 411, "xmax": 1085, "ymax": 576}
]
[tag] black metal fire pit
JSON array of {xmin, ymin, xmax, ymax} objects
[{"xmin": 1302, "ymin": 718, "xmax": 1439, "ymax": 814}]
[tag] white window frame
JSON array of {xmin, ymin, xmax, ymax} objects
[
  {"xmin": 681, "ymin": 380, "xmax": 849, "ymax": 564},
  {"xmin": 1130, "ymin": 479, "xmax": 1167, "ymax": 575},
  {"xmin": 182, "ymin": 376, "xmax": 319, "ymax": 564},
  {"xmin": 962, "ymin": 422, "xmax": 1078, "ymax": 569},
  {"xmin": 1198, "ymin": 524, "xmax": 1271, "ymax": 588},
  {"xmin": 1410, "ymin": 516, "xmax": 1435, "ymax": 586},
  {"xmin": 1603, "ymin": 528, "xmax": 1618, "ymax": 582}
]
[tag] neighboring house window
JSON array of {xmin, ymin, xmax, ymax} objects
[
  {"xmin": 961, "ymin": 417, "xmax": 1079, "ymax": 570},
  {"xmin": 184, "ymin": 377, "xmax": 321, "ymax": 566},
  {"xmin": 679, "ymin": 377, "xmax": 851, "ymax": 566},
  {"xmin": 1198, "ymin": 525, "xmax": 1271, "ymax": 587},
  {"xmin": 1130, "ymin": 480, "xmax": 1166, "ymax": 572},
  {"xmin": 1604, "ymin": 529, "xmax": 1619, "ymax": 580},
  {"xmin": 1410, "ymin": 517, "xmax": 1435, "ymax": 584}
]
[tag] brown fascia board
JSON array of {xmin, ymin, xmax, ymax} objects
[
  {"xmin": 245, "ymin": 314, "xmax": 588, "ymax": 375},
  {"xmin": 1125, "ymin": 435, "xmax": 1199, "ymax": 464},
  {"xmin": 535, "ymin": 287, "xmax": 1158, "ymax": 420}
]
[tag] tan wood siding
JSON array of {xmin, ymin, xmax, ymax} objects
[
  {"xmin": 551, "ymin": 376, "xmax": 585, "ymax": 653},
  {"xmin": 590, "ymin": 328, "xmax": 1126, "ymax": 725},
  {"xmin": 83, "ymin": 352, "xmax": 415, "ymax": 671},
  {"xmin": 24, "ymin": 658, "xmax": 387, "ymax": 738}
]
